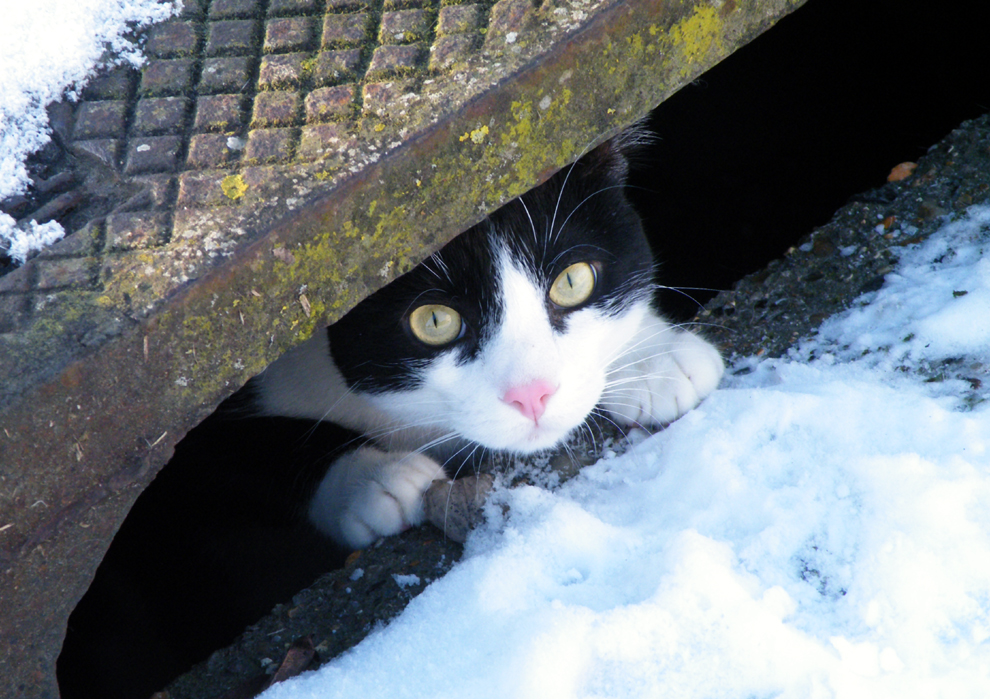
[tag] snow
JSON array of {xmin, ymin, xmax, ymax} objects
[
  {"xmin": 263, "ymin": 205, "xmax": 990, "ymax": 699},
  {"xmin": 0, "ymin": 0, "xmax": 178, "ymax": 263}
]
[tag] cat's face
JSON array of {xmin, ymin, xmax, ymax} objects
[{"xmin": 329, "ymin": 141, "xmax": 655, "ymax": 453}]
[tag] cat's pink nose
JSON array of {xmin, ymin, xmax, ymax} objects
[{"xmin": 502, "ymin": 380, "xmax": 557, "ymax": 422}]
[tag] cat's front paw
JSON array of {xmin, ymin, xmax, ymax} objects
[
  {"xmin": 602, "ymin": 317, "xmax": 724, "ymax": 428},
  {"xmin": 308, "ymin": 447, "xmax": 447, "ymax": 549}
]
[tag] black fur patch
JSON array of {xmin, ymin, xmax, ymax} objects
[{"xmin": 329, "ymin": 140, "xmax": 654, "ymax": 394}]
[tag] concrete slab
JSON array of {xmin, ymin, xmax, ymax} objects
[{"xmin": 0, "ymin": 0, "xmax": 805, "ymax": 695}]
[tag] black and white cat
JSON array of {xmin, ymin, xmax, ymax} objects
[
  {"xmin": 58, "ymin": 133, "xmax": 723, "ymax": 699},
  {"xmin": 255, "ymin": 134, "xmax": 723, "ymax": 549}
]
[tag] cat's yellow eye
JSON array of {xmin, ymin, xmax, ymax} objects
[
  {"xmin": 408, "ymin": 304, "xmax": 463, "ymax": 346},
  {"xmin": 549, "ymin": 262, "xmax": 596, "ymax": 308}
]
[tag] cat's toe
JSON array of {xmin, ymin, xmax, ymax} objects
[
  {"xmin": 670, "ymin": 331, "xmax": 725, "ymax": 403},
  {"xmin": 603, "ymin": 330, "xmax": 724, "ymax": 428},
  {"xmin": 308, "ymin": 448, "xmax": 447, "ymax": 549}
]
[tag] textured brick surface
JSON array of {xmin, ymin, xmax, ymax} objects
[
  {"xmin": 194, "ymin": 94, "xmax": 245, "ymax": 132},
  {"xmin": 188, "ymin": 133, "xmax": 241, "ymax": 168},
  {"xmin": 124, "ymin": 136, "xmax": 182, "ymax": 174},
  {"xmin": 312, "ymin": 48, "xmax": 362, "ymax": 85},
  {"xmin": 199, "ymin": 56, "xmax": 255, "ymax": 93},
  {"xmin": 73, "ymin": 101, "xmax": 128, "ymax": 140},
  {"xmin": 322, "ymin": 12, "xmax": 370, "ymax": 47},
  {"xmin": 264, "ymin": 16, "xmax": 317, "ymax": 52},
  {"xmin": 206, "ymin": 20, "xmax": 260, "ymax": 56},
  {"xmin": 380, "ymin": 9, "xmax": 433, "ymax": 43},
  {"xmin": 258, "ymin": 53, "xmax": 311, "ymax": 89},
  {"xmin": 367, "ymin": 43, "xmax": 423, "ymax": 77},
  {"xmin": 0, "ymin": 1, "xmax": 808, "ymax": 696},
  {"xmin": 140, "ymin": 58, "xmax": 197, "ymax": 96},
  {"xmin": 132, "ymin": 97, "xmax": 189, "ymax": 135},
  {"xmin": 146, "ymin": 20, "xmax": 200, "ymax": 58},
  {"xmin": 251, "ymin": 90, "xmax": 301, "ymax": 127},
  {"xmin": 305, "ymin": 85, "xmax": 357, "ymax": 121}
]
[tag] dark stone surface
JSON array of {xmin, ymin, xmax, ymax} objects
[
  {"xmin": 320, "ymin": 12, "xmax": 371, "ymax": 48},
  {"xmin": 264, "ymin": 17, "xmax": 318, "ymax": 52},
  {"xmin": 199, "ymin": 56, "xmax": 256, "ymax": 94},
  {"xmin": 132, "ymin": 97, "xmax": 189, "ymax": 136},
  {"xmin": 367, "ymin": 44, "xmax": 424, "ymax": 78},
  {"xmin": 146, "ymin": 21, "xmax": 201, "ymax": 58},
  {"xmin": 194, "ymin": 94, "xmax": 246, "ymax": 132},
  {"xmin": 311, "ymin": 49, "xmax": 362, "ymax": 86}
]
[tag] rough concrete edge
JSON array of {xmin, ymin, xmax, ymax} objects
[{"xmin": 0, "ymin": 0, "xmax": 808, "ymax": 696}]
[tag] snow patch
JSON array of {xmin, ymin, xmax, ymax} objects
[
  {"xmin": 261, "ymin": 208, "xmax": 990, "ymax": 698},
  {"xmin": 0, "ymin": 0, "xmax": 178, "ymax": 263}
]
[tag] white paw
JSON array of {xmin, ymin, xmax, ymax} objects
[
  {"xmin": 308, "ymin": 447, "xmax": 447, "ymax": 549},
  {"xmin": 602, "ymin": 313, "xmax": 724, "ymax": 427}
]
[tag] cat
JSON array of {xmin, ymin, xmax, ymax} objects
[
  {"xmin": 254, "ymin": 134, "xmax": 724, "ymax": 549},
  {"xmin": 57, "ymin": 131, "xmax": 724, "ymax": 699}
]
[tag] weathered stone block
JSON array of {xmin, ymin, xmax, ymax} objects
[
  {"xmin": 264, "ymin": 17, "xmax": 316, "ymax": 53},
  {"xmin": 327, "ymin": 0, "xmax": 370, "ymax": 10},
  {"xmin": 199, "ymin": 56, "xmax": 255, "ymax": 93},
  {"xmin": 322, "ymin": 12, "xmax": 370, "ymax": 48},
  {"xmin": 69, "ymin": 139, "xmax": 121, "ymax": 169},
  {"xmin": 251, "ymin": 91, "xmax": 301, "ymax": 128},
  {"xmin": 73, "ymin": 101, "xmax": 128, "ymax": 140},
  {"xmin": 297, "ymin": 122, "xmax": 348, "ymax": 160},
  {"xmin": 311, "ymin": 49, "xmax": 362, "ymax": 86},
  {"xmin": 209, "ymin": 0, "xmax": 263, "ymax": 19},
  {"xmin": 187, "ymin": 133, "xmax": 241, "ymax": 169},
  {"xmin": 105, "ymin": 212, "xmax": 171, "ymax": 250},
  {"xmin": 429, "ymin": 34, "xmax": 477, "ymax": 71},
  {"xmin": 305, "ymin": 85, "xmax": 356, "ymax": 122},
  {"xmin": 132, "ymin": 97, "xmax": 189, "ymax": 136},
  {"xmin": 194, "ymin": 94, "xmax": 245, "ymax": 132},
  {"xmin": 268, "ymin": 0, "xmax": 320, "ymax": 15},
  {"xmin": 206, "ymin": 20, "xmax": 260, "ymax": 56},
  {"xmin": 176, "ymin": 169, "xmax": 229, "ymax": 207},
  {"xmin": 80, "ymin": 67, "xmax": 136, "ymax": 101},
  {"xmin": 139, "ymin": 59, "xmax": 196, "ymax": 96},
  {"xmin": 34, "ymin": 258, "xmax": 96, "ymax": 290},
  {"xmin": 362, "ymin": 80, "xmax": 416, "ymax": 115},
  {"xmin": 380, "ymin": 9, "xmax": 433, "ymax": 44},
  {"xmin": 146, "ymin": 20, "xmax": 200, "ymax": 58},
  {"xmin": 244, "ymin": 127, "xmax": 296, "ymax": 163},
  {"xmin": 437, "ymin": 4, "xmax": 482, "ymax": 35},
  {"xmin": 258, "ymin": 53, "xmax": 311, "ymax": 90},
  {"xmin": 124, "ymin": 136, "xmax": 182, "ymax": 175},
  {"xmin": 367, "ymin": 44, "xmax": 423, "ymax": 78}
]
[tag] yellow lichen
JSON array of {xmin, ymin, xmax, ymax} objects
[
  {"xmin": 459, "ymin": 125, "xmax": 489, "ymax": 143},
  {"xmin": 670, "ymin": 5, "xmax": 724, "ymax": 70},
  {"xmin": 221, "ymin": 174, "xmax": 248, "ymax": 200}
]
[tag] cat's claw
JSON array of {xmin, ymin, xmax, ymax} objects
[
  {"xmin": 308, "ymin": 447, "xmax": 447, "ymax": 549},
  {"xmin": 603, "ymin": 316, "xmax": 724, "ymax": 428}
]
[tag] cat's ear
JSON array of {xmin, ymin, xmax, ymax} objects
[{"xmin": 578, "ymin": 121, "xmax": 654, "ymax": 184}]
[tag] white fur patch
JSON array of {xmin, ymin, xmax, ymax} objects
[
  {"xmin": 308, "ymin": 446, "xmax": 447, "ymax": 549},
  {"xmin": 600, "ymin": 311, "xmax": 725, "ymax": 426},
  {"xmin": 364, "ymin": 245, "xmax": 651, "ymax": 453}
]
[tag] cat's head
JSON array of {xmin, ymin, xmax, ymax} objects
[{"xmin": 329, "ymin": 134, "xmax": 656, "ymax": 453}]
